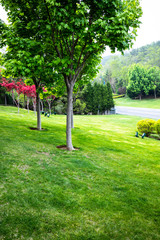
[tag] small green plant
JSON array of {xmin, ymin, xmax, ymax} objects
[
  {"xmin": 155, "ymin": 119, "xmax": 160, "ymax": 136},
  {"xmin": 137, "ymin": 119, "xmax": 156, "ymax": 137}
]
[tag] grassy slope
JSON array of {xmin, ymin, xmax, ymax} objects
[
  {"xmin": 115, "ymin": 97, "xmax": 160, "ymax": 109},
  {"xmin": 0, "ymin": 106, "xmax": 160, "ymax": 240}
]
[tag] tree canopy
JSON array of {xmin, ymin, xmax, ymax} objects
[
  {"xmin": 0, "ymin": 0, "xmax": 142, "ymax": 150},
  {"xmin": 127, "ymin": 65, "xmax": 160, "ymax": 99}
]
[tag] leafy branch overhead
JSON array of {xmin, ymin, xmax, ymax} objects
[{"xmin": 1, "ymin": 0, "xmax": 142, "ymax": 82}]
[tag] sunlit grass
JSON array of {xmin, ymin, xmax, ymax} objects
[
  {"xmin": 115, "ymin": 97, "xmax": 160, "ymax": 109},
  {"xmin": 0, "ymin": 106, "xmax": 160, "ymax": 240}
]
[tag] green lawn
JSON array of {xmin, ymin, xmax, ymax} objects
[
  {"xmin": 115, "ymin": 97, "xmax": 160, "ymax": 109},
  {"xmin": 0, "ymin": 106, "xmax": 160, "ymax": 240}
]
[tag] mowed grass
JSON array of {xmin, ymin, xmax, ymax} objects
[
  {"xmin": 0, "ymin": 106, "xmax": 160, "ymax": 240},
  {"xmin": 115, "ymin": 97, "xmax": 160, "ymax": 109}
]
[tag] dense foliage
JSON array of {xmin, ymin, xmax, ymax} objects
[
  {"xmin": 83, "ymin": 81, "xmax": 114, "ymax": 114},
  {"xmin": 0, "ymin": 77, "xmax": 55, "ymax": 113},
  {"xmin": 137, "ymin": 119, "xmax": 156, "ymax": 137},
  {"xmin": 155, "ymin": 119, "xmax": 160, "ymax": 136},
  {"xmin": 127, "ymin": 65, "xmax": 160, "ymax": 99}
]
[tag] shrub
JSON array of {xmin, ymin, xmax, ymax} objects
[
  {"xmin": 137, "ymin": 119, "xmax": 156, "ymax": 137},
  {"xmin": 155, "ymin": 119, "xmax": 160, "ymax": 136}
]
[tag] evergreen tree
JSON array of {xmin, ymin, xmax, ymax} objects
[
  {"xmin": 93, "ymin": 83, "xmax": 101, "ymax": 114},
  {"xmin": 104, "ymin": 82, "xmax": 114, "ymax": 114},
  {"xmin": 83, "ymin": 82, "xmax": 94, "ymax": 113},
  {"xmin": 83, "ymin": 81, "xmax": 114, "ymax": 115}
]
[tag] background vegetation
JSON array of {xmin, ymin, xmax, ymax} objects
[{"xmin": 95, "ymin": 41, "xmax": 160, "ymax": 97}]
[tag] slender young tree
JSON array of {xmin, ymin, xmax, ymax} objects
[
  {"xmin": 15, "ymin": 79, "xmax": 25, "ymax": 113},
  {"xmin": 0, "ymin": 18, "xmax": 60, "ymax": 130},
  {"xmin": 0, "ymin": 0, "xmax": 142, "ymax": 150},
  {"xmin": 40, "ymin": 87, "xmax": 56, "ymax": 115},
  {"xmin": 22, "ymin": 85, "xmax": 37, "ymax": 113},
  {"xmin": 0, "ymin": 78, "xmax": 17, "ymax": 106}
]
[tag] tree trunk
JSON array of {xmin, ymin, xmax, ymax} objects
[
  {"xmin": 24, "ymin": 94, "xmax": 26, "ymax": 108},
  {"xmin": 66, "ymin": 85, "xmax": 74, "ymax": 150},
  {"xmin": 4, "ymin": 94, "xmax": 7, "ymax": 106},
  {"xmin": 40, "ymin": 99, "xmax": 44, "ymax": 111},
  {"xmin": 32, "ymin": 99, "xmax": 36, "ymax": 116},
  {"xmin": 71, "ymin": 108, "xmax": 74, "ymax": 129},
  {"xmin": 12, "ymin": 90, "xmax": 14, "ymax": 105},
  {"xmin": 27, "ymin": 98, "xmax": 29, "ymax": 113},
  {"xmin": 49, "ymin": 102, "xmax": 51, "ymax": 115},
  {"xmin": 36, "ymin": 93, "xmax": 41, "ymax": 130},
  {"xmin": 18, "ymin": 95, "xmax": 19, "ymax": 113},
  {"xmin": 154, "ymin": 89, "xmax": 157, "ymax": 99}
]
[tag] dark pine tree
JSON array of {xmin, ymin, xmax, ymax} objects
[{"xmin": 104, "ymin": 82, "xmax": 114, "ymax": 114}]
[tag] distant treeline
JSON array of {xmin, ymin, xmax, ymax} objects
[{"xmin": 95, "ymin": 41, "xmax": 160, "ymax": 98}]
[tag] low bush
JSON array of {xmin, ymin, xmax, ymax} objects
[
  {"xmin": 137, "ymin": 119, "xmax": 156, "ymax": 137},
  {"xmin": 155, "ymin": 119, "xmax": 160, "ymax": 136}
]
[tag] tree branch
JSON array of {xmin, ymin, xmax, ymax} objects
[
  {"xmin": 77, "ymin": 42, "xmax": 87, "ymax": 69},
  {"xmin": 43, "ymin": 0, "xmax": 61, "ymax": 58},
  {"xmin": 63, "ymin": 74, "xmax": 70, "ymax": 90},
  {"xmin": 74, "ymin": 52, "xmax": 91, "ymax": 83},
  {"xmin": 62, "ymin": 36, "xmax": 72, "ymax": 56}
]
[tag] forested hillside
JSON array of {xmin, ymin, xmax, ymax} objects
[{"xmin": 95, "ymin": 41, "xmax": 160, "ymax": 97}]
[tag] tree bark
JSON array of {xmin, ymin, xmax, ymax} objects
[
  {"xmin": 40, "ymin": 99, "xmax": 44, "ymax": 111},
  {"xmin": 27, "ymin": 98, "xmax": 29, "ymax": 113},
  {"xmin": 4, "ymin": 94, "xmax": 7, "ymax": 106},
  {"xmin": 33, "ymin": 100, "xmax": 36, "ymax": 116},
  {"xmin": 66, "ymin": 85, "xmax": 74, "ymax": 150},
  {"xmin": 49, "ymin": 102, "xmax": 51, "ymax": 115},
  {"xmin": 36, "ymin": 93, "xmax": 41, "ymax": 130},
  {"xmin": 24, "ymin": 94, "xmax": 26, "ymax": 108},
  {"xmin": 12, "ymin": 90, "xmax": 16, "ymax": 106},
  {"xmin": 71, "ymin": 108, "xmax": 74, "ymax": 129},
  {"xmin": 154, "ymin": 89, "xmax": 157, "ymax": 99},
  {"xmin": 18, "ymin": 95, "xmax": 19, "ymax": 113}
]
